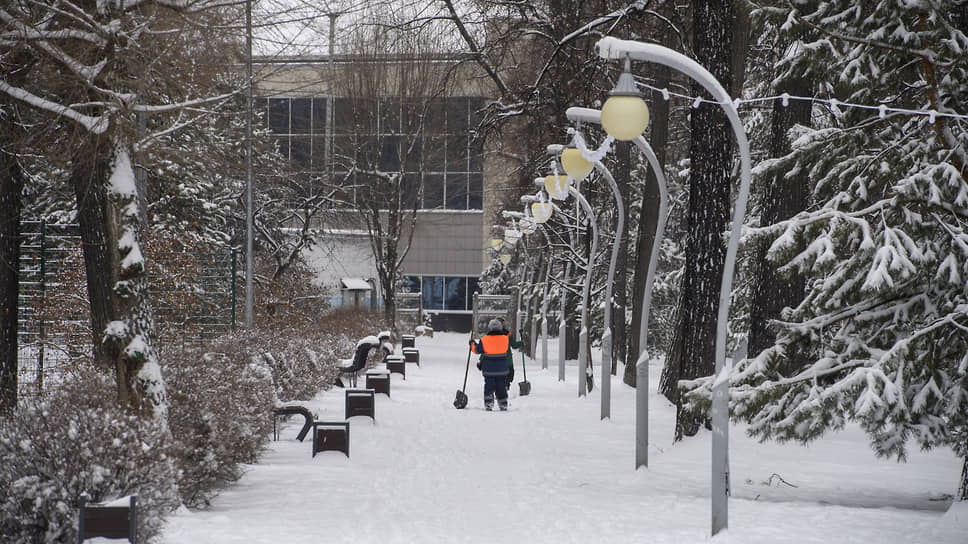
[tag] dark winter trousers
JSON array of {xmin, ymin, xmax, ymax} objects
[{"xmin": 483, "ymin": 375, "xmax": 509, "ymax": 408}]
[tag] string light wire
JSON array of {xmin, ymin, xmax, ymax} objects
[{"xmin": 634, "ymin": 81, "xmax": 968, "ymax": 121}]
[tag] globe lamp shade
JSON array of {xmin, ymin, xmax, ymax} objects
[
  {"xmin": 544, "ymin": 174, "xmax": 570, "ymax": 200},
  {"xmin": 560, "ymin": 147, "xmax": 594, "ymax": 182},
  {"xmin": 601, "ymin": 95, "xmax": 649, "ymax": 141},
  {"xmin": 531, "ymin": 201, "xmax": 553, "ymax": 223},
  {"xmin": 499, "ymin": 254, "xmax": 512, "ymax": 265},
  {"xmin": 490, "ymin": 238, "xmax": 503, "ymax": 251}
]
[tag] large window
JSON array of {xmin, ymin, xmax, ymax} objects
[
  {"xmin": 257, "ymin": 94, "xmax": 485, "ymax": 210},
  {"xmin": 406, "ymin": 275, "xmax": 479, "ymax": 311}
]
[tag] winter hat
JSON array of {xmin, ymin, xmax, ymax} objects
[{"xmin": 487, "ymin": 319, "xmax": 502, "ymax": 332}]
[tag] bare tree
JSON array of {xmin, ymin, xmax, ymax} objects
[
  {"xmin": 329, "ymin": 18, "xmax": 454, "ymax": 328},
  {"xmin": 0, "ymin": 0, "xmax": 240, "ymax": 418}
]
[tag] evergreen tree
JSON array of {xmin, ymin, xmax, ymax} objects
[{"xmin": 683, "ymin": 0, "xmax": 968, "ymax": 494}]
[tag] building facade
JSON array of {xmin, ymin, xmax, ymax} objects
[{"xmin": 253, "ymin": 55, "xmax": 500, "ymax": 331}]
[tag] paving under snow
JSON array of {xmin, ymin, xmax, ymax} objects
[{"xmin": 159, "ymin": 331, "xmax": 967, "ymax": 544}]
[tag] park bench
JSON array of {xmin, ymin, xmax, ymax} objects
[
  {"xmin": 403, "ymin": 347, "xmax": 419, "ymax": 366},
  {"xmin": 365, "ymin": 368, "xmax": 390, "ymax": 396},
  {"xmin": 272, "ymin": 405, "xmax": 314, "ymax": 442},
  {"xmin": 335, "ymin": 337, "xmax": 381, "ymax": 388},
  {"xmin": 385, "ymin": 354, "xmax": 406, "ymax": 379},
  {"xmin": 78, "ymin": 495, "xmax": 136, "ymax": 543},
  {"xmin": 312, "ymin": 421, "xmax": 350, "ymax": 457}
]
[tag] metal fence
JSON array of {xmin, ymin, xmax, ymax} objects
[{"xmin": 16, "ymin": 222, "xmax": 237, "ymax": 396}]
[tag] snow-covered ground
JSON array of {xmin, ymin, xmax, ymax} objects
[{"xmin": 159, "ymin": 332, "xmax": 967, "ymax": 544}]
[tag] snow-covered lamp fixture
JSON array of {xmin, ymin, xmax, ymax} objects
[
  {"xmin": 490, "ymin": 238, "xmax": 504, "ymax": 251},
  {"xmin": 560, "ymin": 147, "xmax": 594, "ymax": 182},
  {"xmin": 531, "ymin": 201, "xmax": 553, "ymax": 223},
  {"xmin": 499, "ymin": 253, "xmax": 512, "ymax": 265},
  {"xmin": 601, "ymin": 56, "xmax": 649, "ymax": 141},
  {"xmin": 518, "ymin": 216, "xmax": 537, "ymax": 235},
  {"xmin": 544, "ymin": 167, "xmax": 570, "ymax": 200}
]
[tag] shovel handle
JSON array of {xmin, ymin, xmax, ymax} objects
[{"xmin": 461, "ymin": 331, "xmax": 474, "ymax": 392}]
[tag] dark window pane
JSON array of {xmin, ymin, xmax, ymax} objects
[
  {"xmin": 268, "ymin": 98, "xmax": 289, "ymax": 134},
  {"xmin": 380, "ymin": 97, "xmax": 400, "ymax": 134},
  {"xmin": 405, "ymin": 276, "xmax": 420, "ymax": 293},
  {"xmin": 423, "ymin": 174, "xmax": 444, "ymax": 209},
  {"xmin": 469, "ymin": 137, "xmax": 484, "ymax": 172},
  {"xmin": 447, "ymin": 133, "xmax": 468, "ymax": 171},
  {"xmin": 468, "ymin": 97, "xmax": 485, "ymax": 127},
  {"xmin": 446, "ymin": 174, "xmax": 467, "ymax": 210},
  {"xmin": 291, "ymin": 98, "xmax": 311, "ymax": 134},
  {"xmin": 311, "ymin": 136, "xmax": 328, "ymax": 172},
  {"xmin": 290, "ymin": 137, "xmax": 311, "ymax": 169},
  {"xmin": 422, "ymin": 277, "xmax": 443, "ymax": 310},
  {"xmin": 403, "ymin": 173, "xmax": 419, "ymax": 209},
  {"xmin": 466, "ymin": 277, "xmax": 479, "ymax": 310},
  {"xmin": 447, "ymin": 97, "xmax": 468, "ymax": 133},
  {"xmin": 360, "ymin": 135, "xmax": 379, "ymax": 166},
  {"xmin": 444, "ymin": 277, "xmax": 466, "ymax": 311},
  {"xmin": 332, "ymin": 135, "xmax": 356, "ymax": 164},
  {"xmin": 400, "ymin": 136, "xmax": 421, "ymax": 170},
  {"xmin": 468, "ymin": 173, "xmax": 483, "ymax": 210},
  {"xmin": 424, "ymin": 136, "xmax": 446, "ymax": 171},
  {"xmin": 380, "ymin": 135, "xmax": 400, "ymax": 171},
  {"xmin": 425, "ymin": 98, "xmax": 447, "ymax": 135},
  {"xmin": 334, "ymin": 97, "xmax": 355, "ymax": 133},
  {"xmin": 401, "ymin": 98, "xmax": 425, "ymax": 133},
  {"xmin": 312, "ymin": 98, "xmax": 328, "ymax": 134}
]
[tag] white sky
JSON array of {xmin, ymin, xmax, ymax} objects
[{"xmin": 157, "ymin": 331, "xmax": 967, "ymax": 543}]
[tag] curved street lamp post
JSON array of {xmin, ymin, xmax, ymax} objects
[
  {"xmin": 559, "ymin": 121, "xmax": 626, "ymax": 421},
  {"xmin": 564, "ymin": 106, "xmax": 670, "ymax": 467},
  {"xmin": 595, "ymin": 37, "xmax": 753, "ymax": 536}
]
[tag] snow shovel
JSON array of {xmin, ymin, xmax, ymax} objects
[
  {"xmin": 518, "ymin": 350, "xmax": 531, "ymax": 396},
  {"xmin": 454, "ymin": 332, "xmax": 474, "ymax": 409}
]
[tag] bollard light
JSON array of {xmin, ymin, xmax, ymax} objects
[{"xmin": 601, "ymin": 56, "xmax": 649, "ymax": 141}]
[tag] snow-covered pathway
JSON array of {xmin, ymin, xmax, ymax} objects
[{"xmin": 159, "ymin": 332, "xmax": 966, "ymax": 543}]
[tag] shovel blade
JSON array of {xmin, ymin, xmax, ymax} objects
[
  {"xmin": 454, "ymin": 390, "xmax": 468, "ymax": 409},
  {"xmin": 518, "ymin": 381, "xmax": 531, "ymax": 396}
]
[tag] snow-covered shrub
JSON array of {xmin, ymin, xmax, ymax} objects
[
  {"xmin": 164, "ymin": 348, "xmax": 275, "ymax": 507},
  {"xmin": 0, "ymin": 379, "xmax": 178, "ymax": 543}
]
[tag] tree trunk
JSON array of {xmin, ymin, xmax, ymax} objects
[
  {"xmin": 612, "ymin": 140, "xmax": 631, "ymax": 376},
  {"xmin": 959, "ymin": 450, "xmax": 968, "ymax": 501},
  {"xmin": 72, "ymin": 136, "xmax": 167, "ymax": 419},
  {"xmin": 0, "ymin": 139, "xmax": 24, "ymax": 413},
  {"xmin": 626, "ymin": 66, "xmax": 670, "ymax": 387},
  {"xmin": 659, "ymin": 0, "xmax": 734, "ymax": 440},
  {"xmin": 747, "ymin": 76, "xmax": 812, "ymax": 362}
]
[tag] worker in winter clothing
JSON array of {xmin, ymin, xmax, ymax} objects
[{"xmin": 470, "ymin": 318, "xmax": 512, "ymax": 411}]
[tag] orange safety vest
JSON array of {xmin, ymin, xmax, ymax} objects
[{"xmin": 473, "ymin": 333, "xmax": 510, "ymax": 355}]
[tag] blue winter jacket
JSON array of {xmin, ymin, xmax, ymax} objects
[{"xmin": 471, "ymin": 332, "xmax": 511, "ymax": 376}]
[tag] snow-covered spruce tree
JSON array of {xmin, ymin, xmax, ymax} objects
[{"xmin": 683, "ymin": 1, "xmax": 968, "ymax": 494}]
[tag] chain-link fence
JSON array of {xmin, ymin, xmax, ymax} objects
[{"xmin": 16, "ymin": 222, "xmax": 237, "ymax": 397}]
